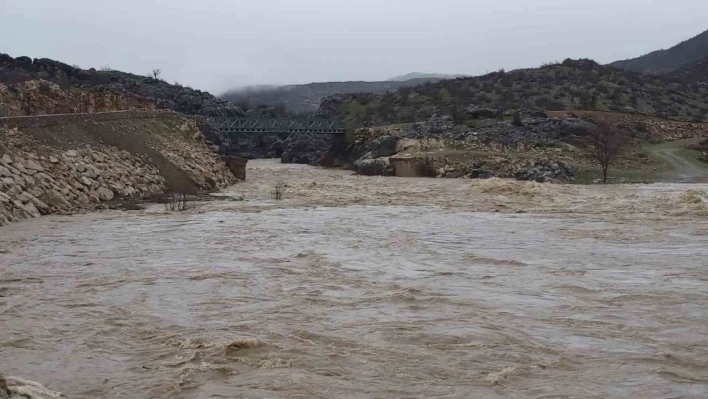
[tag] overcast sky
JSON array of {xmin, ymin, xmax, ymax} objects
[{"xmin": 1, "ymin": 0, "xmax": 706, "ymax": 93}]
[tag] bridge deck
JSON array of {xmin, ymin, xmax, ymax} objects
[{"xmin": 211, "ymin": 117, "xmax": 345, "ymax": 135}]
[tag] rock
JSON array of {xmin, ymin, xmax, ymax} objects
[
  {"xmin": 24, "ymin": 159, "xmax": 44, "ymax": 172},
  {"xmin": 96, "ymin": 186, "xmax": 115, "ymax": 201},
  {"xmin": 0, "ymin": 373, "xmax": 10, "ymax": 399},
  {"xmin": 0, "ymin": 154, "xmax": 12, "ymax": 165},
  {"xmin": 65, "ymin": 150, "xmax": 78, "ymax": 157},
  {"xmin": 17, "ymin": 192, "xmax": 31, "ymax": 203},
  {"xmin": 0, "ymin": 192, "xmax": 10, "ymax": 203},
  {"xmin": 4, "ymin": 375, "xmax": 68, "ymax": 399},
  {"xmin": 467, "ymin": 106, "xmax": 498, "ymax": 119},
  {"xmin": 82, "ymin": 167, "xmax": 99, "ymax": 179},
  {"xmin": 22, "ymin": 174, "xmax": 35, "ymax": 186},
  {"xmin": 13, "ymin": 163, "xmax": 27, "ymax": 174},
  {"xmin": 92, "ymin": 153, "xmax": 105, "ymax": 162},
  {"xmin": 354, "ymin": 158, "xmax": 393, "ymax": 176},
  {"xmin": 25, "ymin": 192, "xmax": 49, "ymax": 211},
  {"xmin": 49, "ymin": 156, "xmax": 59, "ymax": 163},
  {"xmin": 369, "ymin": 135, "xmax": 399, "ymax": 159},
  {"xmin": 514, "ymin": 159, "xmax": 574, "ymax": 182},
  {"xmin": 0, "ymin": 166, "xmax": 11, "ymax": 177},
  {"xmin": 79, "ymin": 176, "xmax": 95, "ymax": 187},
  {"xmin": 21, "ymin": 201, "xmax": 41, "ymax": 218},
  {"xmin": 88, "ymin": 191, "xmax": 101, "ymax": 204}
]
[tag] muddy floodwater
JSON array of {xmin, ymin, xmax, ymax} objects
[{"xmin": 1, "ymin": 160, "xmax": 708, "ymax": 398}]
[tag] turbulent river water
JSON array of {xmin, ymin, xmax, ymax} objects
[{"xmin": 1, "ymin": 159, "xmax": 708, "ymax": 398}]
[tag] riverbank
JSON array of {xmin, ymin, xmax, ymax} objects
[{"xmin": 0, "ymin": 111, "xmax": 236, "ymax": 226}]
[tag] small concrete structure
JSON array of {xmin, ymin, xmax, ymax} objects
[{"xmin": 224, "ymin": 156, "xmax": 248, "ymax": 180}]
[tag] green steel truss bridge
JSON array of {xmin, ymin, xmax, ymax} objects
[{"xmin": 211, "ymin": 117, "xmax": 345, "ymax": 135}]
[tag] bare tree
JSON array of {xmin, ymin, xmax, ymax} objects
[
  {"xmin": 585, "ymin": 119, "xmax": 628, "ymax": 183},
  {"xmin": 152, "ymin": 69, "xmax": 162, "ymax": 80}
]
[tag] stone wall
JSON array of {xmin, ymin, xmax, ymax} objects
[{"xmin": 0, "ymin": 111, "xmax": 237, "ymax": 226}]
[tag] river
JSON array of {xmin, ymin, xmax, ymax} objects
[{"xmin": 1, "ymin": 160, "xmax": 707, "ymax": 398}]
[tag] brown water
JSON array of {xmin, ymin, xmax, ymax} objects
[{"xmin": 1, "ymin": 160, "xmax": 708, "ymax": 398}]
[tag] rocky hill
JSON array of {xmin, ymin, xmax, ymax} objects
[
  {"xmin": 610, "ymin": 29, "xmax": 708, "ymax": 74},
  {"xmin": 0, "ymin": 53, "xmax": 243, "ymax": 117},
  {"xmin": 318, "ymin": 59, "xmax": 708, "ymax": 126},
  {"xmin": 221, "ymin": 77, "xmax": 449, "ymax": 114},
  {"xmin": 669, "ymin": 57, "xmax": 708, "ymax": 84}
]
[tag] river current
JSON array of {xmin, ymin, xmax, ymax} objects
[{"xmin": 1, "ymin": 160, "xmax": 707, "ymax": 398}]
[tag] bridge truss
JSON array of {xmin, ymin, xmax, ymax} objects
[{"xmin": 210, "ymin": 117, "xmax": 345, "ymax": 135}]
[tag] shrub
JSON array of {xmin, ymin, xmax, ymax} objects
[
  {"xmin": 271, "ymin": 180, "xmax": 286, "ymax": 200},
  {"xmin": 512, "ymin": 111, "xmax": 523, "ymax": 126},
  {"xmin": 164, "ymin": 193, "xmax": 191, "ymax": 212}
]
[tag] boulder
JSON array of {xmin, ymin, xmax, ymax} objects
[
  {"xmin": 354, "ymin": 158, "xmax": 393, "ymax": 176},
  {"xmin": 96, "ymin": 186, "xmax": 115, "ymax": 201},
  {"xmin": 369, "ymin": 135, "xmax": 399, "ymax": 159},
  {"xmin": 467, "ymin": 106, "xmax": 497, "ymax": 119},
  {"xmin": 24, "ymin": 159, "xmax": 44, "ymax": 172}
]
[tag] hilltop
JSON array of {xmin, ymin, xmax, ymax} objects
[
  {"xmin": 610, "ymin": 29, "xmax": 708, "ymax": 74},
  {"xmin": 318, "ymin": 59, "xmax": 708, "ymax": 126},
  {"xmin": 0, "ymin": 53, "xmax": 242, "ymax": 117},
  {"xmin": 220, "ymin": 76, "xmax": 453, "ymax": 114}
]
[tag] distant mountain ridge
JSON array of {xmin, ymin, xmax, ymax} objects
[
  {"xmin": 610, "ymin": 29, "xmax": 708, "ymax": 74},
  {"xmin": 387, "ymin": 72, "xmax": 467, "ymax": 81},
  {"xmin": 221, "ymin": 76, "xmax": 458, "ymax": 114}
]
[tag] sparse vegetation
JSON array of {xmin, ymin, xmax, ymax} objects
[
  {"xmin": 512, "ymin": 111, "xmax": 523, "ymax": 127},
  {"xmin": 152, "ymin": 69, "xmax": 162, "ymax": 80},
  {"xmin": 164, "ymin": 192, "xmax": 192, "ymax": 212},
  {"xmin": 321, "ymin": 59, "xmax": 708, "ymax": 126},
  {"xmin": 271, "ymin": 180, "xmax": 286, "ymax": 200}
]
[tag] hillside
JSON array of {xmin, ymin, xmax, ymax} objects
[
  {"xmin": 669, "ymin": 57, "xmax": 708, "ymax": 84},
  {"xmin": 610, "ymin": 29, "xmax": 708, "ymax": 74},
  {"xmin": 0, "ymin": 53, "xmax": 242, "ymax": 117},
  {"xmin": 220, "ymin": 77, "xmax": 449, "ymax": 114},
  {"xmin": 318, "ymin": 59, "xmax": 708, "ymax": 126}
]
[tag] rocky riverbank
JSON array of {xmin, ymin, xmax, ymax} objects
[{"xmin": 0, "ymin": 111, "xmax": 237, "ymax": 226}]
